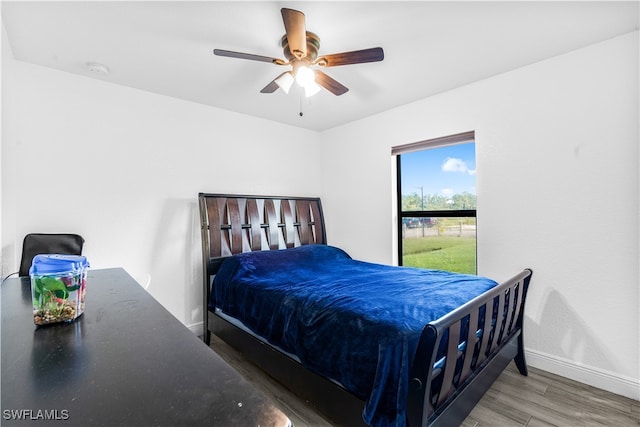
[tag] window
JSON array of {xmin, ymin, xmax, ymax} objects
[{"xmin": 393, "ymin": 131, "xmax": 477, "ymax": 274}]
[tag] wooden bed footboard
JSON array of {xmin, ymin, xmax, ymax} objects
[{"xmin": 407, "ymin": 268, "xmax": 533, "ymax": 427}]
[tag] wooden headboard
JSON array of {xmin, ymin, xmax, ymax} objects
[
  {"xmin": 198, "ymin": 193, "xmax": 326, "ymax": 276},
  {"xmin": 198, "ymin": 193, "xmax": 326, "ymax": 342}
]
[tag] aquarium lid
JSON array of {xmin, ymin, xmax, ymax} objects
[{"xmin": 29, "ymin": 254, "xmax": 89, "ymax": 275}]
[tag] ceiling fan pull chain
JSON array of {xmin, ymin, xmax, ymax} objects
[{"xmin": 299, "ymin": 94, "xmax": 304, "ymax": 117}]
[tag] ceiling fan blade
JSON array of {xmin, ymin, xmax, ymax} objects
[
  {"xmin": 260, "ymin": 72, "xmax": 290, "ymax": 93},
  {"xmin": 214, "ymin": 49, "xmax": 285, "ymax": 65},
  {"xmin": 314, "ymin": 70, "xmax": 349, "ymax": 96},
  {"xmin": 317, "ymin": 47, "xmax": 384, "ymax": 67},
  {"xmin": 281, "ymin": 8, "xmax": 307, "ymax": 59},
  {"xmin": 260, "ymin": 81, "xmax": 279, "ymax": 94}
]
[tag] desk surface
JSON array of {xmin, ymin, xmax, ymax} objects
[{"xmin": 1, "ymin": 268, "xmax": 291, "ymax": 426}]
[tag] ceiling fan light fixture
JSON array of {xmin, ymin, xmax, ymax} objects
[
  {"xmin": 275, "ymin": 72, "xmax": 294, "ymax": 94},
  {"xmin": 295, "ymin": 65, "xmax": 315, "ymax": 87},
  {"xmin": 304, "ymin": 80, "xmax": 321, "ymax": 98},
  {"xmin": 294, "ymin": 65, "xmax": 320, "ymax": 97}
]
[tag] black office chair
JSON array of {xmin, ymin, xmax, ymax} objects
[{"xmin": 18, "ymin": 233, "xmax": 85, "ymax": 277}]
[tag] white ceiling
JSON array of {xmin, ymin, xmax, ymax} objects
[{"xmin": 2, "ymin": 1, "xmax": 638, "ymax": 132}]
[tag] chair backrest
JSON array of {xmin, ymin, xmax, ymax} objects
[{"xmin": 19, "ymin": 233, "xmax": 85, "ymax": 276}]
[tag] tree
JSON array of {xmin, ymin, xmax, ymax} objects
[
  {"xmin": 402, "ymin": 191, "xmax": 476, "ymax": 211},
  {"xmin": 402, "ymin": 193, "xmax": 422, "ymax": 211}
]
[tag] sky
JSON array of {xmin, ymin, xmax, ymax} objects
[{"xmin": 400, "ymin": 143, "xmax": 476, "ymax": 198}]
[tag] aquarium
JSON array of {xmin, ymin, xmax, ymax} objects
[{"xmin": 30, "ymin": 254, "xmax": 89, "ymax": 326}]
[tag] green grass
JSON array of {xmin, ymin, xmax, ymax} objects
[{"xmin": 402, "ymin": 236, "xmax": 477, "ymax": 274}]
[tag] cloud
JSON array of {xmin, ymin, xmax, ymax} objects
[
  {"xmin": 442, "ymin": 157, "xmax": 476, "ymax": 175},
  {"xmin": 441, "ymin": 188, "xmax": 455, "ymax": 197}
]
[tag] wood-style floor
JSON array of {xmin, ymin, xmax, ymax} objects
[{"xmin": 209, "ymin": 335, "xmax": 639, "ymax": 426}]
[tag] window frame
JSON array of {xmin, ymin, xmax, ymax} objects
[{"xmin": 393, "ymin": 131, "xmax": 477, "ymax": 270}]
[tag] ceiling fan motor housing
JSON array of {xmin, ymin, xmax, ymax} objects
[{"xmin": 281, "ymin": 32, "xmax": 321, "ymax": 63}]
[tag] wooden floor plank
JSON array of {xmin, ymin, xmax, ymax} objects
[
  {"xmin": 209, "ymin": 335, "xmax": 334, "ymax": 426},
  {"xmin": 525, "ymin": 416, "xmax": 557, "ymax": 427},
  {"xmin": 466, "ymin": 394, "xmax": 532, "ymax": 426}
]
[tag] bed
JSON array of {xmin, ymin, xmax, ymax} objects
[{"xmin": 199, "ymin": 193, "xmax": 532, "ymax": 427}]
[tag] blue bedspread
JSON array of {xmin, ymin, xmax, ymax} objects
[{"xmin": 211, "ymin": 245, "xmax": 497, "ymax": 426}]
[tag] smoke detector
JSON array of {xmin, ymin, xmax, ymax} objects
[{"xmin": 85, "ymin": 62, "xmax": 109, "ymax": 75}]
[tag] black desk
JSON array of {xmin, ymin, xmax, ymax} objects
[{"xmin": 1, "ymin": 268, "xmax": 291, "ymax": 426}]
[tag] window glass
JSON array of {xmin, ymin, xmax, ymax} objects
[{"xmin": 398, "ymin": 141, "xmax": 477, "ymax": 274}]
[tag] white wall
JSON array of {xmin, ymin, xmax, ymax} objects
[
  {"xmin": 319, "ymin": 32, "xmax": 639, "ymax": 399},
  {"xmin": 0, "ymin": 21, "xmax": 7, "ymax": 269},
  {"xmin": 1, "ymin": 26, "xmax": 321, "ymax": 330}
]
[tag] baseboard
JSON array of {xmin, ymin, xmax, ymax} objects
[
  {"xmin": 186, "ymin": 321, "xmax": 203, "ymax": 337},
  {"xmin": 525, "ymin": 348, "xmax": 639, "ymax": 400}
]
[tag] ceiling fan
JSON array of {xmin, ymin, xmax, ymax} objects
[{"xmin": 214, "ymin": 8, "xmax": 384, "ymax": 97}]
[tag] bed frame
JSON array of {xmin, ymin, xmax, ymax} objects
[{"xmin": 199, "ymin": 193, "xmax": 533, "ymax": 427}]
